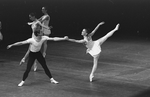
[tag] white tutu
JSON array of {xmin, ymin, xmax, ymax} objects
[
  {"xmin": 42, "ymin": 28, "xmax": 51, "ymax": 35},
  {"xmin": 87, "ymin": 40, "xmax": 101, "ymax": 56}
]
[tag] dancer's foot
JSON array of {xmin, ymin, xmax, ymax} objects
[
  {"xmin": 33, "ymin": 62, "xmax": 37, "ymax": 72},
  {"xmin": 89, "ymin": 74, "xmax": 94, "ymax": 82},
  {"xmin": 50, "ymin": 78, "xmax": 59, "ymax": 84},
  {"xmin": 115, "ymin": 24, "xmax": 120, "ymax": 31},
  {"xmin": 18, "ymin": 81, "xmax": 25, "ymax": 87}
]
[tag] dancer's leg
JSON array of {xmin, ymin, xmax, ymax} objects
[
  {"xmin": 33, "ymin": 41, "xmax": 48, "ymax": 71},
  {"xmin": 97, "ymin": 24, "xmax": 119, "ymax": 45},
  {"xmin": 18, "ymin": 52, "xmax": 36, "ymax": 86},
  {"xmin": 36, "ymin": 52, "xmax": 59, "ymax": 84},
  {"xmin": 89, "ymin": 54, "xmax": 100, "ymax": 82}
]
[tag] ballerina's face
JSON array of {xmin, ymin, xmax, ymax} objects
[
  {"xmin": 81, "ymin": 29, "xmax": 88, "ymax": 36},
  {"xmin": 42, "ymin": 7, "xmax": 47, "ymax": 14}
]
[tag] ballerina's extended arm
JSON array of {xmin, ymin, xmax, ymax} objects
[
  {"xmin": 88, "ymin": 22, "xmax": 105, "ymax": 37},
  {"xmin": 68, "ymin": 38, "xmax": 85, "ymax": 43}
]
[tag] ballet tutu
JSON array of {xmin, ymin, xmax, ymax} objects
[
  {"xmin": 87, "ymin": 40, "xmax": 101, "ymax": 56},
  {"xmin": 42, "ymin": 28, "xmax": 51, "ymax": 35}
]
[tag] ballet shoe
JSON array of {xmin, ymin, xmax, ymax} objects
[
  {"xmin": 89, "ymin": 75, "xmax": 94, "ymax": 82},
  {"xmin": 50, "ymin": 78, "xmax": 59, "ymax": 84},
  {"xmin": 18, "ymin": 81, "xmax": 25, "ymax": 87}
]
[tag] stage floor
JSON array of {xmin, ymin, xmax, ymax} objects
[{"xmin": 0, "ymin": 38, "xmax": 150, "ymax": 97}]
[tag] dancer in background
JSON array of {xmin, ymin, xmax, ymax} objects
[
  {"xmin": 7, "ymin": 25, "xmax": 68, "ymax": 86},
  {"xmin": 0, "ymin": 21, "xmax": 3, "ymax": 40},
  {"xmin": 67, "ymin": 22, "xmax": 119, "ymax": 82},
  {"xmin": 39, "ymin": 6, "xmax": 51, "ymax": 56},
  {"xmin": 20, "ymin": 13, "xmax": 49, "ymax": 72}
]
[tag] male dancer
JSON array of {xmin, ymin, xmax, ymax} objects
[{"xmin": 7, "ymin": 24, "xmax": 68, "ymax": 86}]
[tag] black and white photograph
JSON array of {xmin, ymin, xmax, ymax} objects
[{"xmin": 0, "ymin": 0, "xmax": 150, "ymax": 97}]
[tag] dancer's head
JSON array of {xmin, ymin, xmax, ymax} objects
[
  {"xmin": 29, "ymin": 13, "xmax": 36, "ymax": 21},
  {"xmin": 34, "ymin": 27, "xmax": 43, "ymax": 37},
  {"xmin": 81, "ymin": 29, "xmax": 88, "ymax": 36},
  {"xmin": 42, "ymin": 6, "xmax": 47, "ymax": 14}
]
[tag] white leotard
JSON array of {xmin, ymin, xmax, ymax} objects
[
  {"xmin": 88, "ymin": 40, "xmax": 101, "ymax": 56},
  {"xmin": 41, "ymin": 14, "xmax": 51, "ymax": 35}
]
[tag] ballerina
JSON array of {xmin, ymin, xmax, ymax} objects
[{"xmin": 67, "ymin": 22, "xmax": 119, "ymax": 82}]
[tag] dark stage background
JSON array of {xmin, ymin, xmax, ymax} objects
[{"xmin": 0, "ymin": 0, "xmax": 150, "ymax": 46}]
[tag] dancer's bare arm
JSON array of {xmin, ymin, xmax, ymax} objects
[
  {"xmin": 68, "ymin": 38, "xmax": 85, "ymax": 43},
  {"xmin": 7, "ymin": 40, "xmax": 29, "ymax": 49},
  {"xmin": 47, "ymin": 36, "xmax": 68, "ymax": 41},
  {"xmin": 88, "ymin": 22, "xmax": 105, "ymax": 37},
  {"xmin": 38, "ymin": 22, "xmax": 49, "ymax": 29},
  {"xmin": 28, "ymin": 21, "xmax": 49, "ymax": 30},
  {"xmin": 38, "ymin": 15, "xmax": 50, "ymax": 22}
]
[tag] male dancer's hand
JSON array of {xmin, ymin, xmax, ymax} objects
[
  {"xmin": 43, "ymin": 52, "xmax": 46, "ymax": 57},
  {"xmin": 19, "ymin": 58, "xmax": 25, "ymax": 66},
  {"xmin": 99, "ymin": 22, "xmax": 105, "ymax": 25},
  {"xmin": 7, "ymin": 45, "xmax": 12, "ymax": 49}
]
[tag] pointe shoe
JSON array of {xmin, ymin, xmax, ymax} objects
[
  {"xmin": 115, "ymin": 24, "xmax": 120, "ymax": 30},
  {"xmin": 50, "ymin": 78, "xmax": 59, "ymax": 84},
  {"xmin": 18, "ymin": 81, "xmax": 25, "ymax": 87},
  {"xmin": 89, "ymin": 75, "xmax": 94, "ymax": 82}
]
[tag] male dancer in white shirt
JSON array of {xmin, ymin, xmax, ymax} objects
[{"xmin": 7, "ymin": 23, "xmax": 68, "ymax": 86}]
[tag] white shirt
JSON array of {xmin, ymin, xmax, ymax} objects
[{"xmin": 25, "ymin": 36, "xmax": 49, "ymax": 52}]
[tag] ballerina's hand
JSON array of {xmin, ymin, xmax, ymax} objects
[
  {"xmin": 99, "ymin": 22, "xmax": 105, "ymax": 25},
  {"xmin": 64, "ymin": 36, "xmax": 69, "ymax": 40},
  {"xmin": 7, "ymin": 45, "xmax": 12, "ymax": 49},
  {"xmin": 27, "ymin": 22, "xmax": 33, "ymax": 25}
]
